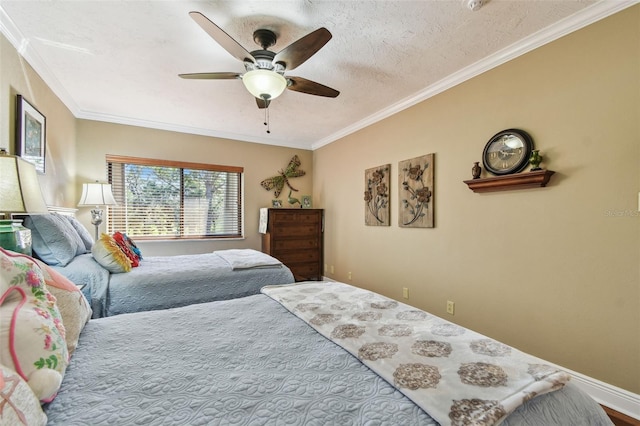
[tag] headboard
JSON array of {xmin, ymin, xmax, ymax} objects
[
  {"xmin": 47, "ymin": 206, "xmax": 78, "ymax": 217},
  {"xmin": 11, "ymin": 206, "xmax": 77, "ymax": 220}
]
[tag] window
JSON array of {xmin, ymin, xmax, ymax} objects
[{"xmin": 106, "ymin": 155, "xmax": 243, "ymax": 239}]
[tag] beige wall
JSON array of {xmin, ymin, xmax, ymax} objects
[
  {"xmin": 313, "ymin": 6, "xmax": 639, "ymax": 393},
  {"xmin": 1, "ymin": 34, "xmax": 76, "ymax": 207},
  {"xmin": 75, "ymin": 120, "xmax": 312, "ymax": 255}
]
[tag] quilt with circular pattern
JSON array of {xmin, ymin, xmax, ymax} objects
[{"xmin": 262, "ymin": 281, "xmax": 571, "ymax": 426}]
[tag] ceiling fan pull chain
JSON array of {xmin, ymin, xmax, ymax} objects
[{"xmin": 264, "ymin": 102, "xmax": 271, "ymax": 134}]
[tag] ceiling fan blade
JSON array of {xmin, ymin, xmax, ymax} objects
[
  {"xmin": 273, "ymin": 27, "xmax": 331, "ymax": 71},
  {"xmin": 189, "ymin": 11, "xmax": 255, "ymax": 64},
  {"xmin": 179, "ymin": 72, "xmax": 241, "ymax": 80},
  {"xmin": 287, "ymin": 77, "xmax": 339, "ymax": 98}
]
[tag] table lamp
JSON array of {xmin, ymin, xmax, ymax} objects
[
  {"xmin": 77, "ymin": 181, "xmax": 118, "ymax": 240},
  {"xmin": 0, "ymin": 149, "xmax": 49, "ymax": 255}
]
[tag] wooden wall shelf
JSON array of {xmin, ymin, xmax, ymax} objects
[{"xmin": 464, "ymin": 169, "xmax": 555, "ymax": 193}]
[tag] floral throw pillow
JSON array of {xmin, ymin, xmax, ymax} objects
[
  {"xmin": 91, "ymin": 234, "xmax": 132, "ymax": 273},
  {"xmin": 123, "ymin": 233, "xmax": 142, "ymax": 260},
  {"xmin": 112, "ymin": 231, "xmax": 139, "ymax": 267},
  {"xmin": 0, "ymin": 363, "xmax": 47, "ymax": 425},
  {"xmin": 0, "ymin": 248, "xmax": 69, "ymax": 403}
]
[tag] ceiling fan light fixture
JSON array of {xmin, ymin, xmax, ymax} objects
[{"xmin": 242, "ymin": 69, "xmax": 287, "ymax": 100}]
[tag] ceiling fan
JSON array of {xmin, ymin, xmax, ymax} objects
[{"xmin": 179, "ymin": 12, "xmax": 340, "ymax": 110}]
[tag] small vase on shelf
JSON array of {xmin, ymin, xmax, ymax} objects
[
  {"xmin": 471, "ymin": 162, "xmax": 482, "ymax": 179},
  {"xmin": 529, "ymin": 150, "xmax": 543, "ymax": 171}
]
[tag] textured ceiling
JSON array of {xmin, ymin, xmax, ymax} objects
[{"xmin": 0, "ymin": 1, "xmax": 631, "ymax": 150}]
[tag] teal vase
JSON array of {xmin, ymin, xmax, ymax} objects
[{"xmin": 0, "ymin": 219, "xmax": 32, "ymax": 255}]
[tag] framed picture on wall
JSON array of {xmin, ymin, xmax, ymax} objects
[
  {"xmin": 16, "ymin": 95, "xmax": 46, "ymax": 174},
  {"xmin": 364, "ymin": 164, "xmax": 390, "ymax": 226},
  {"xmin": 399, "ymin": 153, "xmax": 434, "ymax": 228}
]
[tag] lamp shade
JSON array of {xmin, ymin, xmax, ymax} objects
[
  {"xmin": 0, "ymin": 151, "xmax": 48, "ymax": 217},
  {"xmin": 0, "ymin": 150, "xmax": 48, "ymax": 255},
  {"xmin": 242, "ymin": 70, "xmax": 287, "ymax": 100},
  {"xmin": 77, "ymin": 182, "xmax": 117, "ymax": 206}
]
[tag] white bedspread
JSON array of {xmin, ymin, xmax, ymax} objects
[
  {"xmin": 262, "ymin": 281, "xmax": 572, "ymax": 426},
  {"xmin": 214, "ymin": 248, "xmax": 282, "ymax": 270}
]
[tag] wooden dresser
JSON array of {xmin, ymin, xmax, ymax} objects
[{"xmin": 261, "ymin": 208, "xmax": 324, "ymax": 281}]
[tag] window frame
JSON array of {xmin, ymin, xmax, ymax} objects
[{"xmin": 106, "ymin": 155, "xmax": 244, "ymax": 240}]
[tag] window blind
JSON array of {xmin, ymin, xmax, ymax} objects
[{"xmin": 106, "ymin": 155, "xmax": 243, "ymax": 239}]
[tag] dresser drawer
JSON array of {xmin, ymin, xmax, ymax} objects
[
  {"xmin": 275, "ymin": 250, "xmax": 319, "ymax": 263},
  {"xmin": 270, "ymin": 224, "xmax": 318, "ymax": 237},
  {"xmin": 273, "ymin": 239, "xmax": 319, "ymax": 250},
  {"xmin": 289, "ymin": 262, "xmax": 322, "ymax": 281},
  {"xmin": 271, "ymin": 211, "xmax": 321, "ymax": 225}
]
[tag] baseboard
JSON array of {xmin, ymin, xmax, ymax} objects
[{"xmin": 562, "ymin": 366, "xmax": 639, "ymax": 421}]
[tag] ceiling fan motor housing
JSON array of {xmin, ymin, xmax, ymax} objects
[{"xmin": 246, "ymin": 50, "xmax": 284, "ymax": 73}]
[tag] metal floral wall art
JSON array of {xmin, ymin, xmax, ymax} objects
[
  {"xmin": 261, "ymin": 155, "xmax": 306, "ymax": 198},
  {"xmin": 399, "ymin": 153, "xmax": 434, "ymax": 228},
  {"xmin": 364, "ymin": 164, "xmax": 390, "ymax": 226}
]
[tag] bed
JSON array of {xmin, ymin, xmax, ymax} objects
[
  {"xmin": 21, "ymin": 213, "xmax": 295, "ymax": 317},
  {"xmin": 32, "ymin": 279, "xmax": 612, "ymax": 425},
  {"xmin": 54, "ymin": 250, "xmax": 295, "ymax": 318}
]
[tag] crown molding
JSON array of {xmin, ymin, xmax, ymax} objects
[
  {"xmin": 2, "ymin": 2, "xmax": 637, "ymax": 151},
  {"xmin": 311, "ymin": 0, "xmax": 639, "ymax": 150},
  {"xmin": 77, "ymin": 110, "xmax": 303, "ymax": 149},
  {"xmin": 0, "ymin": 6, "xmax": 80, "ymax": 115}
]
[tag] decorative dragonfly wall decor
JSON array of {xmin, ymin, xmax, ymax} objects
[{"xmin": 260, "ymin": 155, "xmax": 306, "ymax": 198}]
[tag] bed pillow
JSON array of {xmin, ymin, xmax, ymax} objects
[
  {"xmin": 23, "ymin": 214, "xmax": 86, "ymax": 266},
  {"xmin": 0, "ymin": 248, "xmax": 69, "ymax": 403},
  {"xmin": 0, "ymin": 363, "xmax": 48, "ymax": 426},
  {"xmin": 64, "ymin": 215, "xmax": 95, "ymax": 252},
  {"xmin": 35, "ymin": 260, "xmax": 92, "ymax": 356},
  {"xmin": 112, "ymin": 231, "xmax": 139, "ymax": 267},
  {"xmin": 91, "ymin": 234, "xmax": 132, "ymax": 273}
]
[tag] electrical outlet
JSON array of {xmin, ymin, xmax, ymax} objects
[
  {"xmin": 446, "ymin": 300, "xmax": 455, "ymax": 315},
  {"xmin": 402, "ymin": 287, "xmax": 409, "ymax": 299},
  {"xmin": 324, "ymin": 263, "xmax": 328, "ymax": 272},
  {"xmin": 348, "ymin": 271, "xmax": 352, "ymax": 280},
  {"xmin": 330, "ymin": 265, "xmax": 335, "ymax": 274}
]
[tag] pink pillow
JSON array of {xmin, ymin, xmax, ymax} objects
[
  {"xmin": 0, "ymin": 363, "xmax": 47, "ymax": 425},
  {"xmin": 0, "ymin": 248, "xmax": 69, "ymax": 403},
  {"xmin": 35, "ymin": 260, "xmax": 92, "ymax": 356}
]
